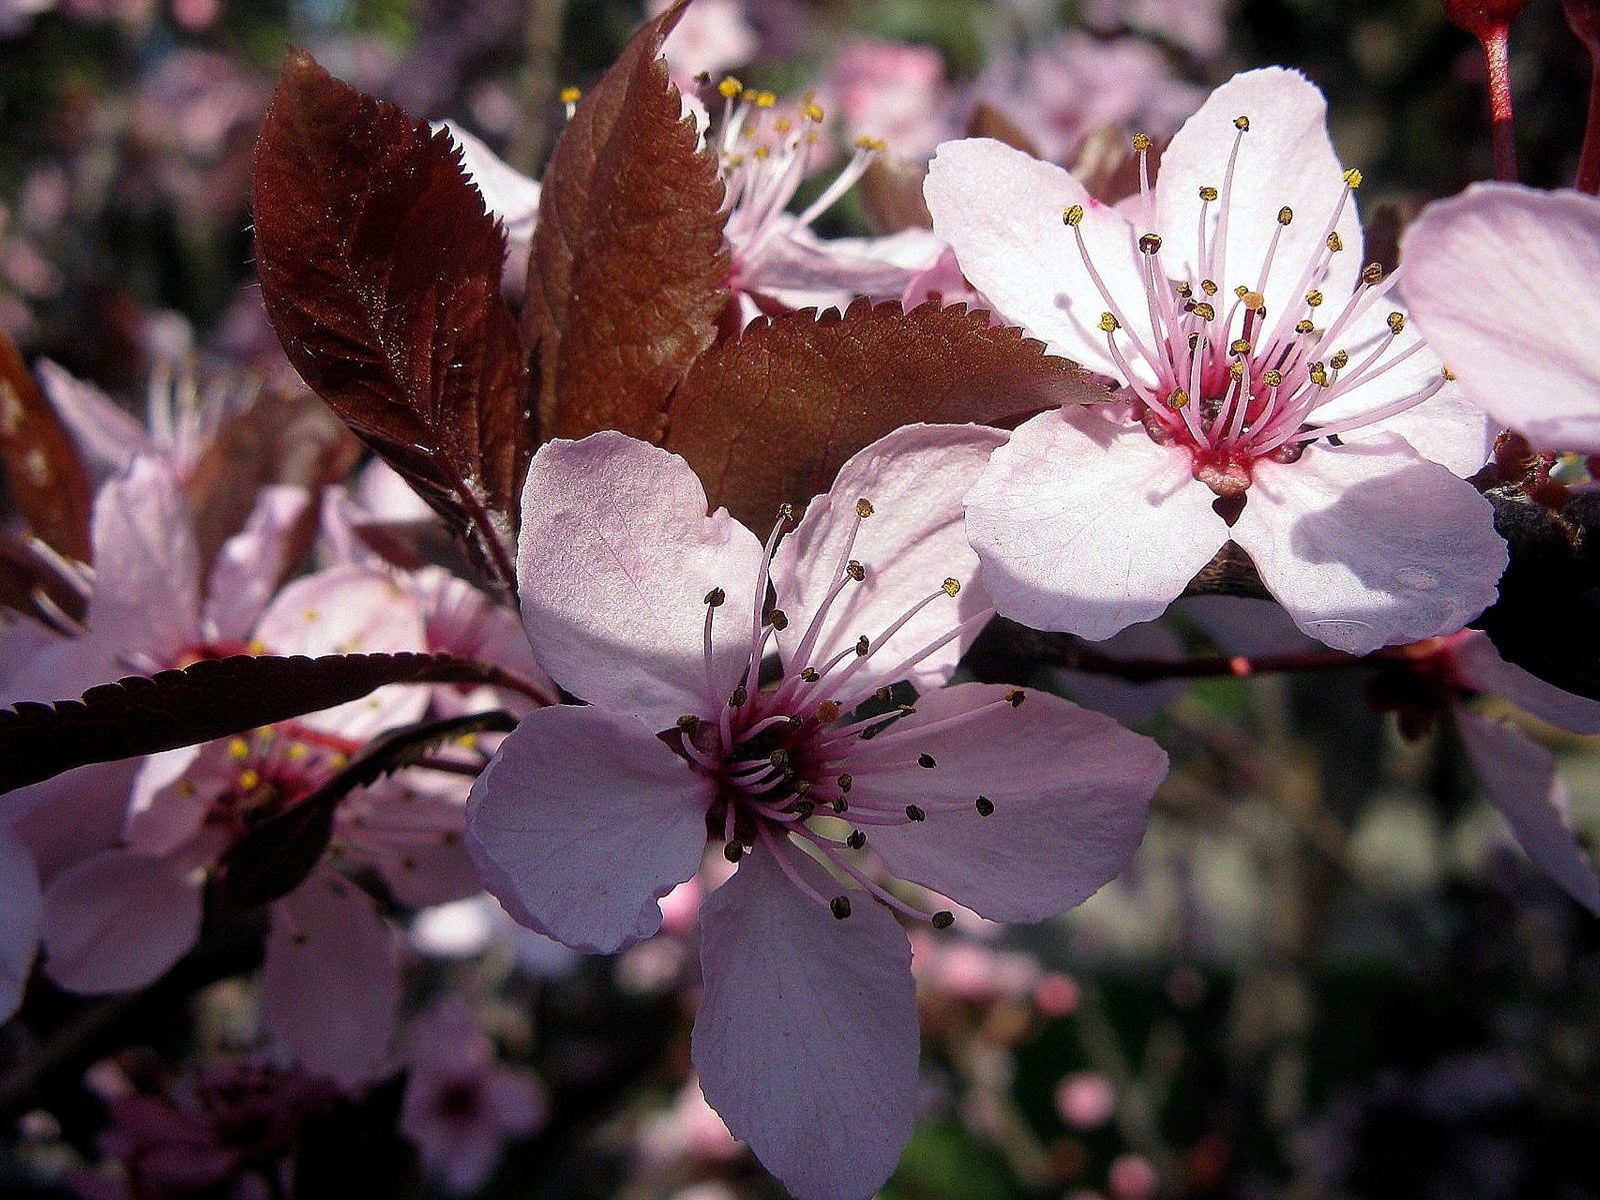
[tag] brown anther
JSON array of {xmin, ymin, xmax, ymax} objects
[
  {"xmin": 1199, "ymin": 185, "xmax": 1219, "ymax": 202},
  {"xmin": 1294, "ymin": 319, "xmax": 1315, "ymax": 335},
  {"xmin": 1006, "ymin": 689, "xmax": 1026, "ymax": 708},
  {"xmin": 942, "ymin": 578, "xmax": 961, "ymax": 597},
  {"xmin": 1201, "ymin": 279, "xmax": 1218, "ymax": 295},
  {"xmin": 837, "ymin": 773, "xmax": 853, "ymax": 793},
  {"xmin": 1278, "ymin": 206, "xmax": 1293, "ymax": 225},
  {"xmin": 1309, "ymin": 362, "xmax": 1329, "ymax": 387},
  {"xmin": 855, "ymin": 635, "xmax": 870, "ymax": 657},
  {"xmin": 875, "ymin": 686, "xmax": 893, "ymax": 702},
  {"xmin": 1131, "ymin": 132, "xmax": 1151, "ymax": 151},
  {"xmin": 1326, "ymin": 231, "xmax": 1344, "ymax": 253},
  {"xmin": 832, "ymin": 796, "xmax": 849, "ymax": 813},
  {"xmin": 1362, "ymin": 262, "xmax": 1384, "ymax": 284},
  {"xmin": 1063, "ymin": 204, "xmax": 1085, "ymax": 226},
  {"xmin": 918, "ymin": 753, "xmax": 937, "ymax": 768},
  {"xmin": 676, "ymin": 715, "xmax": 699, "ymax": 730},
  {"xmin": 846, "ymin": 560, "xmax": 865, "ymax": 581},
  {"xmin": 1387, "ymin": 311, "xmax": 1406, "ymax": 334},
  {"xmin": 768, "ymin": 608, "xmax": 789, "ymax": 630},
  {"xmin": 847, "ymin": 830, "xmax": 867, "ymax": 850},
  {"xmin": 855, "ymin": 498, "xmax": 875, "ymax": 518},
  {"xmin": 1138, "ymin": 233, "xmax": 1163, "ymax": 254},
  {"xmin": 975, "ymin": 795, "xmax": 995, "ymax": 816},
  {"xmin": 801, "ymin": 667, "xmax": 820, "ymax": 682},
  {"xmin": 905, "ymin": 804, "xmax": 927, "ymax": 822},
  {"xmin": 704, "ymin": 587, "xmax": 726, "ymax": 607},
  {"xmin": 1175, "ymin": 281, "xmax": 1193, "ymax": 297},
  {"xmin": 1230, "ymin": 338, "xmax": 1252, "ymax": 356},
  {"xmin": 830, "ymin": 896, "xmax": 852, "ymax": 920},
  {"xmin": 769, "ymin": 748, "xmax": 790, "ymax": 769},
  {"xmin": 729, "ymin": 685, "xmax": 748, "ymax": 707},
  {"xmin": 787, "ymin": 714, "xmax": 805, "ymax": 730},
  {"xmin": 796, "ymin": 800, "xmax": 815, "ymax": 817},
  {"xmin": 1330, "ymin": 349, "xmax": 1349, "ymax": 370},
  {"xmin": 1262, "ymin": 369, "xmax": 1283, "ymax": 387},
  {"xmin": 1191, "ymin": 302, "xmax": 1216, "ymax": 321},
  {"xmin": 930, "ymin": 911, "xmax": 955, "ymax": 929},
  {"xmin": 724, "ymin": 841, "xmax": 744, "ymax": 863},
  {"xmin": 1304, "ymin": 289, "xmax": 1324, "ymax": 308}
]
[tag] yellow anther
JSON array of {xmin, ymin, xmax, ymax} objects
[
  {"xmin": 1330, "ymin": 349, "xmax": 1349, "ymax": 370},
  {"xmin": 1305, "ymin": 289, "xmax": 1324, "ymax": 308},
  {"xmin": 1326, "ymin": 231, "xmax": 1344, "ymax": 253},
  {"xmin": 1235, "ymin": 284, "xmax": 1250, "ymax": 298},
  {"xmin": 1168, "ymin": 388, "xmax": 1191, "ymax": 409},
  {"xmin": 329, "ymin": 752, "xmax": 348, "ymax": 769},
  {"xmin": 1234, "ymin": 114, "xmax": 1251, "ymax": 131},
  {"xmin": 237, "ymin": 768, "xmax": 261, "ymax": 791},
  {"xmin": 853, "ymin": 134, "xmax": 886, "ymax": 152},
  {"xmin": 802, "ymin": 101, "xmax": 824, "ymax": 122},
  {"xmin": 1442, "ymin": 365, "xmax": 1457, "ymax": 381},
  {"xmin": 942, "ymin": 577, "xmax": 961, "ymax": 597},
  {"xmin": 755, "ymin": 90, "xmax": 777, "ymax": 107},
  {"xmin": 303, "ymin": 608, "xmax": 319, "ymax": 622},
  {"xmin": 1342, "ymin": 167, "xmax": 1363, "ymax": 188},
  {"xmin": 1362, "ymin": 262, "xmax": 1384, "ymax": 284},
  {"xmin": 718, "ymin": 75, "xmax": 742, "ymax": 98},
  {"xmin": 1278, "ymin": 206, "xmax": 1293, "ymax": 225},
  {"xmin": 1199, "ymin": 185, "xmax": 1219, "ymax": 201},
  {"xmin": 1229, "ymin": 360, "xmax": 1245, "ymax": 379},
  {"xmin": 1131, "ymin": 131, "xmax": 1152, "ymax": 152},
  {"xmin": 1191, "ymin": 301, "xmax": 1215, "ymax": 321},
  {"xmin": 285, "ymin": 742, "xmax": 308, "ymax": 761},
  {"xmin": 179, "ymin": 779, "xmax": 196, "ymax": 796},
  {"xmin": 1309, "ymin": 362, "xmax": 1329, "ymax": 386},
  {"xmin": 1230, "ymin": 338, "xmax": 1252, "ymax": 356},
  {"xmin": 559, "ymin": 86, "xmax": 581, "ymax": 104},
  {"xmin": 228, "ymin": 737, "xmax": 250, "ymax": 760},
  {"xmin": 1201, "ymin": 279, "xmax": 1218, "ymax": 295},
  {"xmin": 1175, "ymin": 281, "xmax": 1193, "ymax": 297},
  {"xmin": 775, "ymin": 117, "xmax": 792, "ymax": 133},
  {"xmin": 1098, "ymin": 312, "xmax": 1121, "ymax": 332},
  {"xmin": 1138, "ymin": 233, "xmax": 1162, "ymax": 254},
  {"xmin": 855, "ymin": 498, "xmax": 874, "ymax": 518},
  {"xmin": 1387, "ymin": 311, "xmax": 1406, "ymax": 335},
  {"xmin": 1063, "ymin": 203, "xmax": 1085, "ymax": 226},
  {"xmin": 247, "ymin": 637, "xmax": 266, "ymax": 655},
  {"xmin": 1262, "ymin": 369, "xmax": 1283, "ymax": 387},
  {"xmin": 753, "ymin": 144, "xmax": 770, "ymax": 160},
  {"xmin": 1294, "ymin": 318, "xmax": 1315, "ymax": 334}
]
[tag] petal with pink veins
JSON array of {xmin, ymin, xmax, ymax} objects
[
  {"xmin": 773, "ymin": 424, "xmax": 1005, "ymax": 694},
  {"xmin": 41, "ymin": 849, "xmax": 202, "ymax": 993},
  {"xmin": 964, "ymin": 406, "xmax": 1227, "ymax": 640},
  {"xmin": 1399, "ymin": 183, "xmax": 1600, "ymax": 453},
  {"xmin": 1456, "ymin": 709, "xmax": 1600, "ymax": 914},
  {"xmin": 262, "ymin": 872, "xmax": 401, "ymax": 1088},
  {"xmin": 1230, "ymin": 439, "xmax": 1506, "ymax": 655},
  {"xmin": 466, "ymin": 706, "xmax": 713, "ymax": 954},
  {"xmin": 694, "ymin": 846, "xmax": 918, "ymax": 1200},
  {"xmin": 925, "ymin": 137, "xmax": 1146, "ymax": 379},
  {"xmin": 856, "ymin": 684, "xmax": 1164, "ymax": 921},
  {"xmin": 517, "ymin": 433, "xmax": 767, "ymax": 730}
]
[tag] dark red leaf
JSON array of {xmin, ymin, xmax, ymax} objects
[
  {"xmin": 858, "ymin": 158, "xmax": 933, "ymax": 235},
  {"xmin": 252, "ymin": 50, "xmax": 529, "ymax": 597},
  {"xmin": 0, "ymin": 652, "xmax": 544, "ymax": 794},
  {"xmin": 663, "ymin": 299, "xmax": 1102, "ymax": 528},
  {"xmin": 0, "ymin": 328, "xmax": 92, "ymax": 563},
  {"xmin": 525, "ymin": 0, "xmax": 729, "ymax": 443}
]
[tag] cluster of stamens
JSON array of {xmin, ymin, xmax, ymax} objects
[
  {"xmin": 672, "ymin": 498, "xmax": 1024, "ymax": 927},
  {"xmin": 1064, "ymin": 115, "xmax": 1449, "ymax": 498}
]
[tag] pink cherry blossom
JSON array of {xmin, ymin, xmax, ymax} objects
[
  {"xmin": 1399, "ymin": 182, "xmax": 1600, "ymax": 454},
  {"xmin": 467, "ymin": 424, "xmax": 1167, "ymax": 1200},
  {"xmin": 925, "ymin": 67, "xmax": 1506, "ymax": 655}
]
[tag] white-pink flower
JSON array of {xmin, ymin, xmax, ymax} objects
[
  {"xmin": 1399, "ymin": 182, "xmax": 1600, "ymax": 454},
  {"xmin": 466, "ymin": 425, "xmax": 1167, "ymax": 1200},
  {"xmin": 925, "ymin": 67, "xmax": 1507, "ymax": 655}
]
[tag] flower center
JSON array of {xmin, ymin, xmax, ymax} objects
[
  {"xmin": 1064, "ymin": 119, "xmax": 1449, "ymax": 497},
  {"xmin": 672, "ymin": 498, "xmax": 1004, "ymax": 927}
]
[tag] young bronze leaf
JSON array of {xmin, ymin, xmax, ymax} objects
[
  {"xmin": 0, "ymin": 652, "xmax": 544, "ymax": 794},
  {"xmin": 0, "ymin": 329, "xmax": 92, "ymax": 563},
  {"xmin": 252, "ymin": 50, "xmax": 528, "ymax": 596},
  {"xmin": 663, "ymin": 299, "xmax": 1102, "ymax": 528},
  {"xmin": 526, "ymin": 0, "xmax": 729, "ymax": 443}
]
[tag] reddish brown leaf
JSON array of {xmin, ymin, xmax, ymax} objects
[
  {"xmin": 525, "ymin": 0, "xmax": 729, "ymax": 443},
  {"xmin": 0, "ymin": 652, "xmax": 545, "ymax": 794},
  {"xmin": 858, "ymin": 157, "xmax": 933, "ymax": 235},
  {"xmin": 663, "ymin": 299, "xmax": 1102, "ymax": 528},
  {"xmin": 252, "ymin": 50, "xmax": 529, "ymax": 596},
  {"xmin": 0, "ymin": 329, "xmax": 92, "ymax": 563},
  {"xmin": 964, "ymin": 100, "xmax": 1042, "ymax": 159}
]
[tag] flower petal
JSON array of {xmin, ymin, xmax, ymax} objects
[
  {"xmin": 855, "ymin": 684, "xmax": 1164, "ymax": 921},
  {"xmin": 0, "ymin": 826, "xmax": 40, "ymax": 1023},
  {"xmin": 1452, "ymin": 631, "xmax": 1600, "ymax": 735},
  {"xmin": 964, "ymin": 406, "xmax": 1226, "ymax": 640},
  {"xmin": 517, "ymin": 433, "xmax": 767, "ymax": 730},
  {"xmin": 925, "ymin": 137, "xmax": 1147, "ymax": 378},
  {"xmin": 694, "ymin": 845, "xmax": 918, "ymax": 1200},
  {"xmin": 1400, "ymin": 183, "xmax": 1600, "ymax": 452},
  {"xmin": 262, "ymin": 871, "xmax": 401, "ymax": 1088},
  {"xmin": 1456, "ymin": 709, "xmax": 1600, "ymax": 914},
  {"xmin": 1230, "ymin": 440, "xmax": 1506, "ymax": 654},
  {"xmin": 41, "ymin": 849, "xmax": 202, "ymax": 993},
  {"xmin": 200, "ymin": 484, "xmax": 311, "ymax": 642},
  {"xmin": 1155, "ymin": 67, "xmax": 1362, "ymax": 324},
  {"xmin": 466, "ymin": 705, "xmax": 713, "ymax": 954},
  {"xmin": 774, "ymin": 424, "xmax": 1006, "ymax": 694}
]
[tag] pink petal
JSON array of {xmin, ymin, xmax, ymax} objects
[
  {"xmin": 41, "ymin": 849, "xmax": 202, "ymax": 993},
  {"xmin": 855, "ymin": 683, "xmax": 1164, "ymax": 921},
  {"xmin": 1230, "ymin": 440, "xmax": 1506, "ymax": 654},
  {"xmin": 1400, "ymin": 183, "xmax": 1600, "ymax": 452},
  {"xmin": 694, "ymin": 845, "xmax": 918, "ymax": 1200},
  {"xmin": 124, "ymin": 745, "xmax": 208, "ymax": 856},
  {"xmin": 517, "ymin": 433, "xmax": 767, "ymax": 731},
  {"xmin": 87, "ymin": 457, "xmax": 201, "ymax": 663},
  {"xmin": 37, "ymin": 358, "xmax": 155, "ymax": 485},
  {"xmin": 466, "ymin": 705, "xmax": 713, "ymax": 953},
  {"xmin": 739, "ymin": 220, "xmax": 944, "ymax": 316},
  {"xmin": 964, "ymin": 406, "xmax": 1226, "ymax": 640},
  {"xmin": 925, "ymin": 137, "xmax": 1146, "ymax": 378},
  {"xmin": 1456, "ymin": 709, "xmax": 1600, "ymax": 914},
  {"xmin": 262, "ymin": 872, "xmax": 401, "ymax": 1088},
  {"xmin": 1451, "ymin": 631, "xmax": 1600, "ymax": 735},
  {"xmin": 200, "ymin": 484, "xmax": 311, "ymax": 642},
  {"xmin": 773, "ymin": 424, "xmax": 1006, "ymax": 694},
  {"xmin": 339, "ymin": 772, "xmax": 480, "ymax": 909},
  {"xmin": 0, "ymin": 826, "xmax": 40, "ymax": 1022},
  {"xmin": 3, "ymin": 760, "xmax": 140, "ymax": 881},
  {"xmin": 1155, "ymin": 68, "xmax": 1362, "ymax": 323}
]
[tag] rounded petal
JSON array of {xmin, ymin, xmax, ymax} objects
[
  {"xmin": 855, "ymin": 684, "xmax": 1164, "ymax": 921},
  {"xmin": 964, "ymin": 407, "xmax": 1226, "ymax": 640},
  {"xmin": 773, "ymin": 424, "xmax": 1006, "ymax": 694},
  {"xmin": 0, "ymin": 827, "xmax": 40, "ymax": 1023},
  {"xmin": 87, "ymin": 457, "xmax": 201, "ymax": 662},
  {"xmin": 517, "ymin": 433, "xmax": 767, "ymax": 730},
  {"xmin": 1231, "ymin": 441, "xmax": 1506, "ymax": 654},
  {"xmin": 694, "ymin": 846, "xmax": 918, "ymax": 1200},
  {"xmin": 1400, "ymin": 183, "xmax": 1600, "ymax": 452},
  {"xmin": 1155, "ymin": 68, "xmax": 1362, "ymax": 323},
  {"xmin": 925, "ymin": 137, "xmax": 1147, "ymax": 378},
  {"xmin": 124, "ymin": 746, "xmax": 207, "ymax": 856},
  {"xmin": 466, "ymin": 705, "xmax": 713, "ymax": 954},
  {"xmin": 41, "ymin": 850, "xmax": 202, "ymax": 993},
  {"xmin": 1452, "ymin": 631, "xmax": 1600, "ymax": 734},
  {"xmin": 201, "ymin": 484, "xmax": 311, "ymax": 642},
  {"xmin": 1457, "ymin": 709, "xmax": 1600, "ymax": 914},
  {"xmin": 262, "ymin": 872, "xmax": 401, "ymax": 1088}
]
